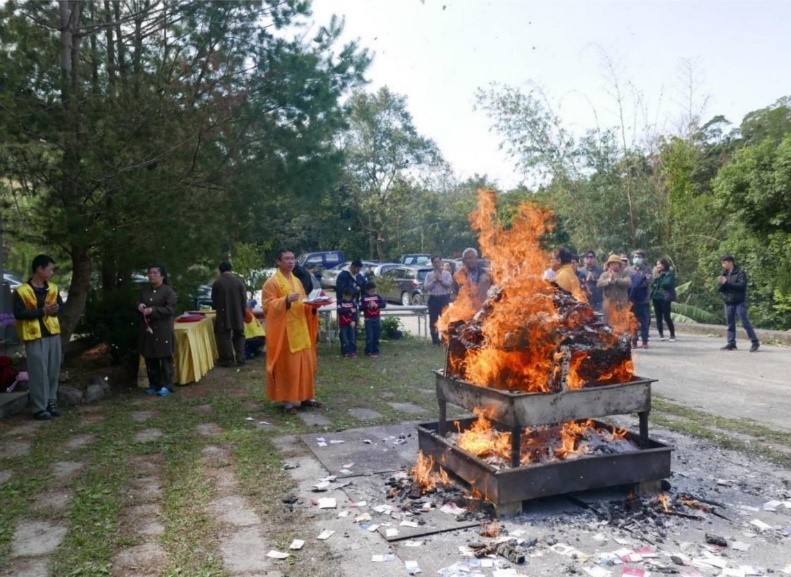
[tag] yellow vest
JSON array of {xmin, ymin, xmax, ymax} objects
[{"xmin": 15, "ymin": 283, "xmax": 61, "ymax": 341}]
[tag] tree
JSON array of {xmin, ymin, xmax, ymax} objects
[
  {"xmin": 339, "ymin": 87, "xmax": 446, "ymax": 260},
  {"xmin": 0, "ymin": 0, "xmax": 369, "ymax": 344}
]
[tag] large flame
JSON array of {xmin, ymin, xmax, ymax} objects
[
  {"xmin": 441, "ymin": 189, "xmax": 635, "ymax": 391},
  {"xmin": 410, "ymin": 450, "xmax": 451, "ymax": 492}
]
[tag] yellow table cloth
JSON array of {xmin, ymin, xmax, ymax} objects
[{"xmin": 174, "ymin": 316, "xmax": 218, "ymax": 385}]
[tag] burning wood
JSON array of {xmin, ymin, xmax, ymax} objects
[
  {"xmin": 449, "ymin": 412, "xmax": 639, "ymax": 469},
  {"xmin": 441, "ymin": 191, "xmax": 635, "ymax": 392}
]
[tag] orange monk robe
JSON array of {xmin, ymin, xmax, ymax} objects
[{"xmin": 262, "ymin": 273, "xmax": 319, "ymax": 403}]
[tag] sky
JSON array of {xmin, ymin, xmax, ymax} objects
[{"xmin": 309, "ymin": 0, "xmax": 791, "ymax": 188}]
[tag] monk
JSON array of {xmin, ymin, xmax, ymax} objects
[{"xmin": 263, "ymin": 248, "xmax": 322, "ymax": 414}]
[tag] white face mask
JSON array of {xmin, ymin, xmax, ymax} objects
[{"xmin": 632, "ymin": 257, "xmax": 643, "ymax": 266}]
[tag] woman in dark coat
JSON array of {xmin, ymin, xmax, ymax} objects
[
  {"xmin": 650, "ymin": 258, "xmax": 676, "ymax": 342},
  {"xmin": 137, "ymin": 264, "xmax": 177, "ymax": 396}
]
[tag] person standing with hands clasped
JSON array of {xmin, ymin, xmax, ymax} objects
[
  {"xmin": 13, "ymin": 254, "xmax": 64, "ymax": 420},
  {"xmin": 717, "ymin": 255, "xmax": 760, "ymax": 352},
  {"xmin": 337, "ymin": 288, "xmax": 358, "ymax": 358},
  {"xmin": 424, "ymin": 255, "xmax": 453, "ymax": 345},
  {"xmin": 362, "ymin": 281, "xmax": 386, "ymax": 357},
  {"xmin": 138, "ymin": 264, "xmax": 177, "ymax": 396},
  {"xmin": 263, "ymin": 249, "xmax": 323, "ymax": 414}
]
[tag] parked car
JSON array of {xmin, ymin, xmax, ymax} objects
[
  {"xmin": 370, "ymin": 262, "xmax": 400, "ymax": 277},
  {"xmin": 2, "ymin": 272, "xmax": 23, "ymax": 292},
  {"xmin": 379, "ymin": 265, "xmax": 432, "ymax": 305},
  {"xmin": 296, "ymin": 250, "xmax": 345, "ymax": 280},
  {"xmin": 320, "ymin": 261, "xmax": 378, "ymax": 290},
  {"xmin": 399, "ymin": 253, "xmax": 431, "ymax": 266}
]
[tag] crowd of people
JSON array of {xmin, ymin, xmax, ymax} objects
[{"xmin": 8, "ymin": 244, "xmax": 762, "ymax": 420}]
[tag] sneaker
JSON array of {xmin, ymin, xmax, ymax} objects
[
  {"xmin": 668, "ymin": 337, "xmax": 676, "ymax": 342},
  {"xmin": 641, "ymin": 343, "xmax": 649, "ymax": 349},
  {"xmin": 659, "ymin": 336, "xmax": 667, "ymax": 341},
  {"xmin": 750, "ymin": 342, "xmax": 760, "ymax": 352},
  {"xmin": 33, "ymin": 410, "xmax": 52, "ymax": 421},
  {"xmin": 145, "ymin": 387, "xmax": 158, "ymax": 395},
  {"xmin": 158, "ymin": 387, "xmax": 172, "ymax": 396},
  {"xmin": 720, "ymin": 344, "xmax": 737, "ymax": 351},
  {"xmin": 46, "ymin": 405, "xmax": 61, "ymax": 417}
]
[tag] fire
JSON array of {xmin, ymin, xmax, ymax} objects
[
  {"xmin": 410, "ymin": 451, "xmax": 451, "ymax": 492},
  {"xmin": 554, "ymin": 419, "xmax": 595, "ymax": 459},
  {"xmin": 441, "ymin": 190, "xmax": 635, "ymax": 391},
  {"xmin": 479, "ymin": 521, "xmax": 500, "ymax": 537},
  {"xmin": 453, "ymin": 414, "xmax": 632, "ymax": 467},
  {"xmin": 657, "ymin": 493, "xmax": 671, "ymax": 512},
  {"xmin": 455, "ymin": 409, "xmax": 513, "ymax": 460}
]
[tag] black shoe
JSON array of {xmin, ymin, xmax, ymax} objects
[
  {"xmin": 750, "ymin": 342, "xmax": 760, "ymax": 352},
  {"xmin": 34, "ymin": 410, "xmax": 52, "ymax": 421},
  {"xmin": 46, "ymin": 405, "xmax": 61, "ymax": 417},
  {"xmin": 720, "ymin": 344, "xmax": 737, "ymax": 351}
]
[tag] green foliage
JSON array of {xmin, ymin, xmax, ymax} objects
[{"xmin": 380, "ymin": 316, "xmax": 403, "ymax": 339}]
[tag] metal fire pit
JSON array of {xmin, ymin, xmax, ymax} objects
[
  {"xmin": 423, "ymin": 370, "xmax": 672, "ymax": 512},
  {"xmin": 435, "ymin": 370, "xmax": 656, "ymax": 467},
  {"xmin": 418, "ymin": 417, "xmax": 672, "ymax": 511}
]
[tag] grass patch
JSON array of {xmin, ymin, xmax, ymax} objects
[{"xmin": 2, "ymin": 337, "xmax": 788, "ymax": 575}]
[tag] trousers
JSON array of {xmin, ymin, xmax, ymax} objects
[{"xmin": 724, "ymin": 302, "xmax": 758, "ymax": 346}]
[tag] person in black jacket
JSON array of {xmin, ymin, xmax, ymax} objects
[{"xmin": 717, "ymin": 255, "xmax": 760, "ymax": 352}]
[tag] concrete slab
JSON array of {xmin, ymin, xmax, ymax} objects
[
  {"xmin": 0, "ymin": 439, "xmax": 31, "ymax": 458},
  {"xmin": 11, "ymin": 520, "xmax": 68, "ymax": 557},
  {"xmin": 347, "ymin": 407, "xmax": 382, "ymax": 421},
  {"xmin": 0, "ymin": 392, "xmax": 29, "ymax": 419},
  {"xmin": 299, "ymin": 422, "xmax": 421, "ymax": 477}
]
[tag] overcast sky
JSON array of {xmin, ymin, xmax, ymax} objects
[{"xmin": 310, "ymin": 0, "xmax": 790, "ymax": 188}]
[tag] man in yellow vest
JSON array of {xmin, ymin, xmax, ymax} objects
[{"xmin": 13, "ymin": 254, "xmax": 63, "ymax": 420}]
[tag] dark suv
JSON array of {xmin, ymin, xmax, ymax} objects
[{"xmin": 379, "ymin": 265, "xmax": 432, "ymax": 305}]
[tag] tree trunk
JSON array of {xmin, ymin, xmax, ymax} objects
[{"xmin": 59, "ymin": 246, "xmax": 92, "ymax": 345}]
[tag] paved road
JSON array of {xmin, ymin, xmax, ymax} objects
[
  {"xmin": 395, "ymin": 313, "xmax": 790, "ymax": 433},
  {"xmin": 631, "ymin": 332, "xmax": 790, "ymax": 432}
]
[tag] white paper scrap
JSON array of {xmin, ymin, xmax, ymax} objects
[
  {"xmin": 313, "ymin": 481, "xmax": 331, "ymax": 491},
  {"xmin": 583, "ymin": 567, "xmax": 612, "ymax": 577},
  {"xmin": 245, "ymin": 417, "xmax": 254, "ymax": 421},
  {"xmin": 343, "ymin": 461, "xmax": 354, "ymax": 468},
  {"xmin": 720, "ymin": 569, "xmax": 745, "ymax": 577},
  {"xmin": 363, "ymin": 439, "xmax": 372, "ymax": 444},
  {"xmin": 763, "ymin": 500, "xmax": 781, "ymax": 511},
  {"xmin": 400, "ymin": 520, "xmax": 419, "ymax": 527},
  {"xmin": 317, "ymin": 441, "xmax": 327, "ymax": 447},
  {"xmin": 373, "ymin": 504, "xmax": 392, "ymax": 513},
  {"xmin": 731, "ymin": 541, "xmax": 751, "ymax": 551},
  {"xmin": 492, "ymin": 569, "xmax": 520, "ymax": 577},
  {"xmin": 405, "ymin": 560, "xmax": 421, "ymax": 574},
  {"xmin": 266, "ymin": 550, "xmax": 289, "ymax": 559},
  {"xmin": 337, "ymin": 510, "xmax": 350, "ymax": 518},
  {"xmin": 289, "ymin": 539, "xmax": 305, "ymax": 550},
  {"xmin": 355, "ymin": 513, "xmax": 372, "ymax": 522},
  {"xmin": 750, "ymin": 519, "xmax": 772, "ymax": 531},
  {"xmin": 403, "ymin": 539, "xmax": 423, "ymax": 547},
  {"xmin": 386, "ymin": 527, "xmax": 399, "ymax": 537},
  {"xmin": 317, "ymin": 498, "xmax": 337, "ymax": 509},
  {"xmin": 319, "ymin": 475, "xmax": 336, "ymax": 482},
  {"xmin": 440, "ymin": 502, "xmax": 466, "ymax": 515},
  {"xmin": 317, "ymin": 529, "xmax": 335, "ymax": 540},
  {"xmin": 367, "ymin": 524, "xmax": 380, "ymax": 532},
  {"xmin": 372, "ymin": 554, "xmax": 396, "ymax": 562},
  {"xmin": 350, "ymin": 500, "xmax": 367, "ymax": 507},
  {"xmin": 339, "ymin": 469, "xmax": 352, "ymax": 474},
  {"xmin": 329, "ymin": 439, "xmax": 345, "ymax": 444}
]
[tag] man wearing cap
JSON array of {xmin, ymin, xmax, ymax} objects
[
  {"xmin": 581, "ymin": 251, "xmax": 603, "ymax": 312},
  {"xmin": 717, "ymin": 255, "xmax": 760, "ymax": 352},
  {"xmin": 627, "ymin": 250, "xmax": 652, "ymax": 349},
  {"xmin": 597, "ymin": 254, "xmax": 632, "ymax": 329}
]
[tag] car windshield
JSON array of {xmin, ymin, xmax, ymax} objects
[{"xmin": 417, "ymin": 269, "xmax": 430, "ymax": 281}]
